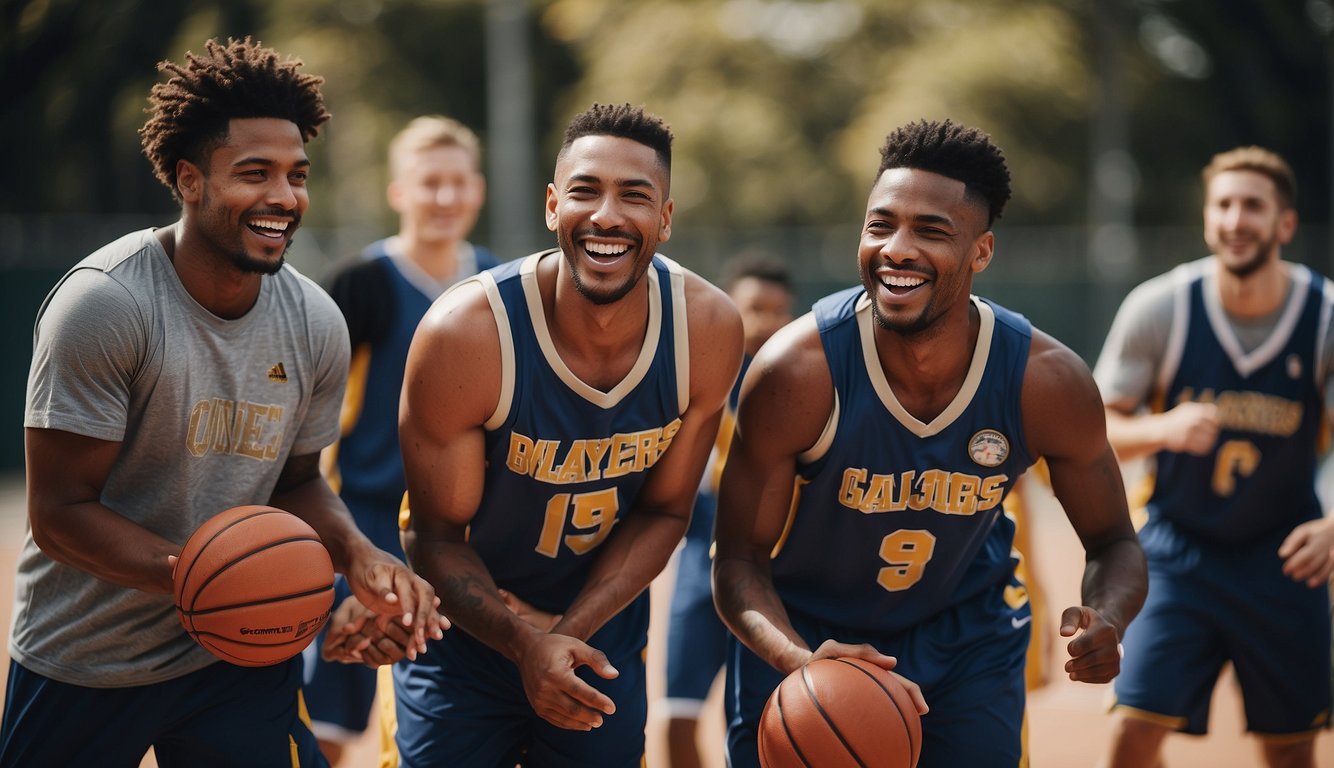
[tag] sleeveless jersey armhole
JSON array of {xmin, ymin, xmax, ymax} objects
[{"xmin": 473, "ymin": 271, "xmax": 515, "ymax": 431}]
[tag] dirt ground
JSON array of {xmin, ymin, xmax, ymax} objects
[{"xmin": 0, "ymin": 472, "xmax": 1329, "ymax": 767}]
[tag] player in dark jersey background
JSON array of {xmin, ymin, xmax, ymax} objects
[
  {"xmin": 1094, "ymin": 146, "xmax": 1334, "ymax": 768},
  {"xmin": 304, "ymin": 115, "xmax": 497, "ymax": 765},
  {"xmin": 392, "ymin": 103, "xmax": 744, "ymax": 767},
  {"xmin": 656, "ymin": 253, "xmax": 794, "ymax": 768},
  {"xmin": 712, "ymin": 119, "xmax": 1148, "ymax": 768}
]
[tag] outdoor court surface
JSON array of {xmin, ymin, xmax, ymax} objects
[{"xmin": 0, "ymin": 473, "xmax": 1328, "ymax": 766}]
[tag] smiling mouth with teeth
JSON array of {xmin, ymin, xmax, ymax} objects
[
  {"xmin": 248, "ymin": 218, "xmax": 292, "ymax": 239},
  {"xmin": 584, "ymin": 241, "xmax": 630, "ymax": 259},
  {"xmin": 882, "ymin": 274, "xmax": 926, "ymax": 291}
]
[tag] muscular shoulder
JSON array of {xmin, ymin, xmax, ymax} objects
[
  {"xmin": 681, "ymin": 269, "xmax": 745, "ymax": 405},
  {"xmin": 407, "ymin": 276, "xmax": 503, "ymax": 424},
  {"xmin": 1024, "ymin": 328, "xmax": 1107, "ymax": 462},
  {"xmin": 735, "ymin": 313, "xmax": 832, "ymax": 454}
]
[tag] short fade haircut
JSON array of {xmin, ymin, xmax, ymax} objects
[
  {"xmin": 560, "ymin": 103, "xmax": 673, "ymax": 174},
  {"xmin": 1202, "ymin": 146, "xmax": 1296, "ymax": 210},
  {"xmin": 389, "ymin": 115, "xmax": 482, "ymax": 178},
  {"xmin": 877, "ymin": 119, "xmax": 1012, "ymax": 228},
  {"xmin": 139, "ymin": 37, "xmax": 331, "ymax": 200},
  {"xmin": 722, "ymin": 253, "xmax": 793, "ymax": 295}
]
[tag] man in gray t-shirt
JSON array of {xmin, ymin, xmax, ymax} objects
[
  {"xmin": 0, "ymin": 38, "xmax": 446, "ymax": 768},
  {"xmin": 1093, "ymin": 146, "xmax": 1334, "ymax": 768}
]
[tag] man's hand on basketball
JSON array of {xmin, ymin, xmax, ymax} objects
[
  {"xmin": 1278, "ymin": 516, "xmax": 1334, "ymax": 588},
  {"xmin": 1059, "ymin": 606, "xmax": 1122, "ymax": 683},
  {"xmin": 516, "ymin": 633, "xmax": 618, "ymax": 731},
  {"xmin": 346, "ymin": 552, "xmax": 449, "ymax": 660},
  {"xmin": 320, "ymin": 594, "xmax": 414, "ymax": 668},
  {"xmin": 808, "ymin": 639, "xmax": 928, "ymax": 715}
]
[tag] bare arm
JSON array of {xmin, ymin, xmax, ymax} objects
[
  {"xmin": 25, "ymin": 427, "xmax": 177, "ymax": 593},
  {"xmin": 1024, "ymin": 330, "xmax": 1148, "ymax": 683},
  {"xmin": 1103, "ymin": 401, "xmax": 1220, "ymax": 463},
  {"xmin": 713, "ymin": 317, "xmax": 894, "ymax": 675}
]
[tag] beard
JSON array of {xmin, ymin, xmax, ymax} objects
[
  {"xmin": 1219, "ymin": 240, "xmax": 1274, "ymax": 280},
  {"xmin": 198, "ymin": 194, "xmax": 294, "ymax": 276},
  {"xmin": 559, "ymin": 228, "xmax": 648, "ymax": 306}
]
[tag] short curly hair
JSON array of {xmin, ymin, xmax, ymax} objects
[
  {"xmin": 560, "ymin": 103, "xmax": 673, "ymax": 174},
  {"xmin": 877, "ymin": 119, "xmax": 1012, "ymax": 228},
  {"xmin": 139, "ymin": 37, "xmax": 331, "ymax": 200}
]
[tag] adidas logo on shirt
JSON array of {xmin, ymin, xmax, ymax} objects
[{"xmin": 267, "ymin": 362, "xmax": 288, "ymax": 383}]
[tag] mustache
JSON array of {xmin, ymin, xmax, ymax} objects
[{"xmin": 575, "ymin": 227, "xmax": 638, "ymax": 242}]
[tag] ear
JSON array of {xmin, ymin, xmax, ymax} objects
[
  {"xmin": 971, "ymin": 230, "xmax": 995, "ymax": 274},
  {"xmin": 386, "ymin": 179, "xmax": 406, "ymax": 214},
  {"xmin": 1277, "ymin": 208, "xmax": 1298, "ymax": 245},
  {"xmin": 658, "ymin": 198, "xmax": 673, "ymax": 242},
  {"xmin": 176, "ymin": 159, "xmax": 203, "ymax": 203},
  {"xmin": 544, "ymin": 183, "xmax": 559, "ymax": 232}
]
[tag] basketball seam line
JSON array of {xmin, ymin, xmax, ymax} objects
[
  {"xmin": 833, "ymin": 657, "xmax": 916, "ymax": 765},
  {"xmin": 178, "ymin": 583, "xmax": 334, "ymax": 616},
  {"xmin": 801, "ymin": 663, "xmax": 868, "ymax": 768}
]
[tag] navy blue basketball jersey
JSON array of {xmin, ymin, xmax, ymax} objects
[
  {"xmin": 325, "ymin": 241, "xmax": 499, "ymax": 504},
  {"xmin": 772, "ymin": 288, "xmax": 1036, "ymax": 635},
  {"xmin": 464, "ymin": 249, "xmax": 690, "ymax": 614},
  {"xmin": 1148, "ymin": 261, "xmax": 1330, "ymax": 544}
]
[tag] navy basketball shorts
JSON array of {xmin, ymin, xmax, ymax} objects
[
  {"xmin": 392, "ymin": 596, "xmax": 650, "ymax": 768},
  {"xmin": 0, "ymin": 655, "xmax": 324, "ymax": 767},
  {"xmin": 302, "ymin": 576, "xmax": 380, "ymax": 742},
  {"xmin": 724, "ymin": 576, "xmax": 1032, "ymax": 768},
  {"xmin": 663, "ymin": 491, "xmax": 730, "ymax": 716},
  {"xmin": 1114, "ymin": 519, "xmax": 1333, "ymax": 736}
]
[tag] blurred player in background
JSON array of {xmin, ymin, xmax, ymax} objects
[
  {"xmin": 658, "ymin": 253, "xmax": 794, "ymax": 768},
  {"xmin": 0, "ymin": 38, "xmax": 443, "ymax": 767},
  {"xmin": 1094, "ymin": 146, "xmax": 1334, "ymax": 768},
  {"xmin": 304, "ymin": 115, "xmax": 497, "ymax": 765}
]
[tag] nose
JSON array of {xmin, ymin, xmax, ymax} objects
[
  {"xmin": 879, "ymin": 228, "xmax": 918, "ymax": 264},
  {"xmin": 434, "ymin": 183, "xmax": 459, "ymax": 207},
  {"xmin": 589, "ymin": 195, "xmax": 626, "ymax": 229},
  {"xmin": 266, "ymin": 178, "xmax": 300, "ymax": 211}
]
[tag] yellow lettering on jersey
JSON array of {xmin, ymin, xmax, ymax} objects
[
  {"xmin": 508, "ymin": 419, "xmax": 684, "ymax": 484},
  {"xmin": 839, "ymin": 467, "xmax": 1008, "ymax": 516},
  {"xmin": 1174, "ymin": 388, "xmax": 1303, "ymax": 437},
  {"xmin": 507, "ymin": 433, "xmax": 534, "ymax": 474},
  {"xmin": 187, "ymin": 399, "xmax": 285, "ymax": 460}
]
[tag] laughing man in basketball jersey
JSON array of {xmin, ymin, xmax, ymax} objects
[
  {"xmin": 0, "ymin": 39, "xmax": 445, "ymax": 767},
  {"xmin": 712, "ymin": 120, "xmax": 1149, "ymax": 768},
  {"xmin": 1095, "ymin": 147, "xmax": 1334, "ymax": 768},
  {"xmin": 393, "ymin": 103, "xmax": 743, "ymax": 767}
]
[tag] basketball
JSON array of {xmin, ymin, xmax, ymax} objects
[
  {"xmin": 758, "ymin": 657, "xmax": 922, "ymax": 768},
  {"xmin": 173, "ymin": 505, "xmax": 335, "ymax": 667}
]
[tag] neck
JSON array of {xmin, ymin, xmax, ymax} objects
[
  {"xmin": 1216, "ymin": 255, "xmax": 1287, "ymax": 319},
  {"xmin": 397, "ymin": 232, "xmax": 463, "ymax": 281}
]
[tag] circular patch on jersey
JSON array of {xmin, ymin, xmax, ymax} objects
[
  {"xmin": 969, "ymin": 429, "xmax": 1010, "ymax": 468},
  {"xmin": 1287, "ymin": 353, "xmax": 1303, "ymax": 380}
]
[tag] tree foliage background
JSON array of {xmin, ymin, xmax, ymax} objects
[
  {"xmin": 0, "ymin": 0, "xmax": 1331, "ymax": 471},
  {"xmin": 4, "ymin": 0, "xmax": 1332, "ymax": 242}
]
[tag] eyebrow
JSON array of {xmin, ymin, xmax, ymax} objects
[
  {"xmin": 233, "ymin": 156, "xmax": 311, "ymax": 168},
  {"xmin": 868, "ymin": 206, "xmax": 954, "ymax": 226},
  {"xmin": 568, "ymin": 173, "xmax": 655, "ymax": 190}
]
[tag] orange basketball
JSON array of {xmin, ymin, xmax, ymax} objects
[
  {"xmin": 759, "ymin": 657, "xmax": 922, "ymax": 768},
  {"xmin": 173, "ymin": 505, "xmax": 335, "ymax": 667}
]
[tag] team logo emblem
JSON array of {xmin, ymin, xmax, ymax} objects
[
  {"xmin": 1287, "ymin": 354, "xmax": 1302, "ymax": 380},
  {"xmin": 969, "ymin": 429, "xmax": 1009, "ymax": 468}
]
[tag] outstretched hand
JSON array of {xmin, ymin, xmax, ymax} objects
[
  {"xmin": 517, "ymin": 633, "xmax": 619, "ymax": 731},
  {"xmin": 1059, "ymin": 606, "xmax": 1123, "ymax": 683}
]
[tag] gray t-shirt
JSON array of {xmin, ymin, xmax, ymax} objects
[
  {"xmin": 1093, "ymin": 256, "xmax": 1334, "ymax": 414},
  {"xmin": 12, "ymin": 227, "xmax": 349, "ymax": 687}
]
